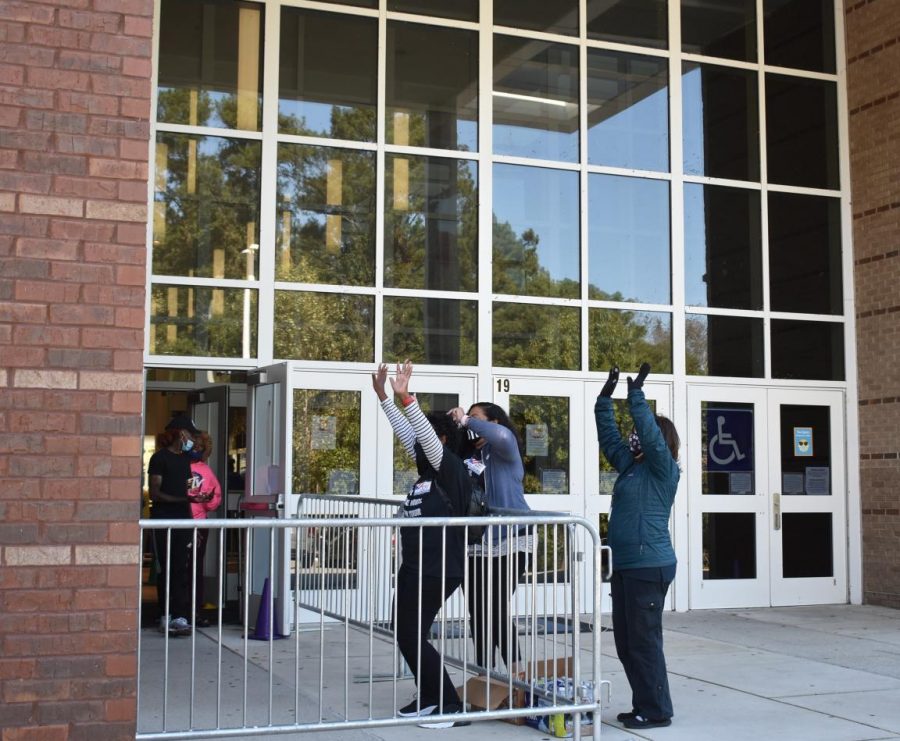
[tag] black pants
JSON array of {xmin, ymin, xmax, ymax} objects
[
  {"xmin": 153, "ymin": 525, "xmax": 193, "ymax": 621},
  {"xmin": 610, "ymin": 568, "xmax": 674, "ymax": 720},
  {"xmin": 467, "ymin": 552, "xmax": 529, "ymax": 670},
  {"xmin": 393, "ymin": 568, "xmax": 463, "ymax": 708}
]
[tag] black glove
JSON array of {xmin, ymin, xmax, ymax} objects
[
  {"xmin": 599, "ymin": 366, "xmax": 619, "ymax": 398},
  {"xmin": 627, "ymin": 362, "xmax": 651, "ymax": 392}
]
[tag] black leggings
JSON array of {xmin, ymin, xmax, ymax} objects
[
  {"xmin": 467, "ymin": 552, "xmax": 529, "ymax": 670},
  {"xmin": 393, "ymin": 568, "xmax": 463, "ymax": 708}
]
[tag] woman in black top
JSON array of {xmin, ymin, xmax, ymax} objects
[
  {"xmin": 147, "ymin": 415, "xmax": 200, "ymax": 637},
  {"xmin": 373, "ymin": 361, "xmax": 470, "ymax": 729}
]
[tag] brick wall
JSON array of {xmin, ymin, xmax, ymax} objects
[
  {"xmin": 845, "ymin": 0, "xmax": 900, "ymax": 608},
  {"xmin": 0, "ymin": 1, "xmax": 153, "ymax": 737}
]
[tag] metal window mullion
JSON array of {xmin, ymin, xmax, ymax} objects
[
  {"xmin": 578, "ymin": 0, "xmax": 589, "ymax": 374},
  {"xmin": 256, "ymin": 1, "xmax": 281, "ymax": 366},
  {"xmin": 477, "ymin": 0, "xmax": 494, "ymax": 399},
  {"xmin": 375, "ymin": 2, "xmax": 387, "ymax": 362},
  {"xmin": 756, "ymin": 0, "xmax": 771, "ymax": 381}
]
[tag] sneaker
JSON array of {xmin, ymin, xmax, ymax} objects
[
  {"xmin": 168, "ymin": 617, "xmax": 192, "ymax": 636},
  {"xmin": 616, "ymin": 710, "xmax": 638, "ymax": 722},
  {"xmin": 158, "ymin": 615, "xmax": 170, "ymax": 634},
  {"xmin": 417, "ymin": 703, "xmax": 470, "ymax": 729},
  {"xmin": 399, "ymin": 699, "xmax": 437, "ymax": 717},
  {"xmin": 622, "ymin": 714, "xmax": 671, "ymax": 730}
]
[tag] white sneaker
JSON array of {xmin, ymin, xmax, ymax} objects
[
  {"xmin": 158, "ymin": 615, "xmax": 170, "ymax": 634},
  {"xmin": 168, "ymin": 617, "xmax": 192, "ymax": 636}
]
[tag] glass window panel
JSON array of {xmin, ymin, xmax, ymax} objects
[
  {"xmin": 766, "ymin": 75, "xmax": 839, "ymax": 190},
  {"xmin": 278, "ymin": 9, "xmax": 376, "ymax": 141},
  {"xmin": 273, "ymin": 291, "xmax": 373, "ymax": 362},
  {"xmin": 393, "ymin": 392, "xmax": 461, "ymax": 496},
  {"xmin": 782, "ymin": 513, "xmax": 833, "ymax": 577},
  {"xmin": 493, "ymin": 165, "xmax": 579, "ymax": 299},
  {"xmin": 771, "ymin": 319, "xmax": 845, "ymax": 381},
  {"xmin": 153, "ymin": 134, "xmax": 261, "ymax": 280},
  {"xmin": 493, "ymin": 36, "xmax": 579, "ymax": 162},
  {"xmin": 703, "ymin": 513, "xmax": 757, "ymax": 578},
  {"xmin": 292, "ymin": 389, "xmax": 361, "ymax": 495},
  {"xmin": 389, "ymin": 0, "xmax": 477, "ymax": 22},
  {"xmin": 386, "ymin": 23, "xmax": 478, "ymax": 151},
  {"xmin": 383, "ymin": 297, "xmax": 478, "ymax": 366},
  {"xmin": 589, "ymin": 309, "xmax": 672, "ymax": 374},
  {"xmin": 586, "ymin": 0, "xmax": 668, "ymax": 49},
  {"xmin": 157, "ymin": 0, "xmax": 262, "ymax": 131},
  {"xmin": 701, "ymin": 402, "xmax": 755, "ymax": 495},
  {"xmin": 493, "ymin": 303, "xmax": 580, "ymax": 371},
  {"xmin": 598, "ymin": 399, "xmax": 657, "ymax": 495},
  {"xmin": 149, "ymin": 284, "xmax": 257, "ymax": 358},
  {"xmin": 686, "ymin": 314, "xmax": 764, "ymax": 377},
  {"xmin": 683, "ymin": 63, "xmax": 760, "ymax": 181},
  {"xmin": 768, "ymin": 192, "xmax": 842, "ymax": 314},
  {"xmin": 684, "ymin": 184, "xmax": 762, "ymax": 309},
  {"xmin": 587, "ymin": 50, "xmax": 669, "ymax": 172},
  {"xmin": 588, "ymin": 174, "xmax": 670, "ymax": 304},
  {"xmin": 384, "ymin": 155, "xmax": 478, "ymax": 292},
  {"xmin": 779, "ymin": 404, "xmax": 831, "ymax": 496},
  {"xmin": 682, "ymin": 0, "xmax": 757, "ymax": 62},
  {"xmin": 764, "ymin": 0, "xmax": 836, "ymax": 73},
  {"xmin": 494, "ymin": 0, "xmax": 578, "ymax": 36},
  {"xmin": 276, "ymin": 144, "xmax": 376, "ymax": 286},
  {"xmin": 509, "ymin": 395, "xmax": 571, "ymax": 495}
]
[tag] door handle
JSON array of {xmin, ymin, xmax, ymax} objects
[{"xmin": 773, "ymin": 492, "xmax": 781, "ymax": 531}]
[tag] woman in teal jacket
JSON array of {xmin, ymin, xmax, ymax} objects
[{"xmin": 594, "ymin": 363, "xmax": 680, "ymax": 730}]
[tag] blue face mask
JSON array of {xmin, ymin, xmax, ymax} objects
[
  {"xmin": 187, "ymin": 449, "xmax": 203, "ymax": 461},
  {"xmin": 181, "ymin": 438, "xmax": 195, "ymax": 453}
]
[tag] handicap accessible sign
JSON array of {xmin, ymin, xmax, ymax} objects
[{"xmin": 706, "ymin": 408, "xmax": 753, "ymax": 471}]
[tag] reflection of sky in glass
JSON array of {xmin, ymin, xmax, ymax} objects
[
  {"xmin": 587, "ymin": 52, "xmax": 669, "ymax": 171},
  {"xmin": 493, "ymin": 164, "xmax": 579, "ymax": 287},
  {"xmin": 493, "ymin": 120, "xmax": 578, "ymax": 162},
  {"xmin": 588, "ymin": 174, "xmax": 670, "ymax": 304},
  {"xmin": 278, "ymin": 100, "xmax": 374, "ymax": 141},
  {"xmin": 683, "ymin": 183, "xmax": 708, "ymax": 305},
  {"xmin": 682, "ymin": 66, "xmax": 704, "ymax": 175}
]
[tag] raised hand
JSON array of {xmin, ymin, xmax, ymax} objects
[
  {"xmin": 371, "ymin": 363, "xmax": 389, "ymax": 401},
  {"xmin": 599, "ymin": 366, "xmax": 619, "ymax": 398},
  {"xmin": 448, "ymin": 407, "xmax": 467, "ymax": 426},
  {"xmin": 627, "ymin": 362, "xmax": 651, "ymax": 392},
  {"xmin": 389, "ymin": 359, "xmax": 413, "ymax": 398}
]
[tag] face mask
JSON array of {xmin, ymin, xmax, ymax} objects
[
  {"xmin": 181, "ymin": 438, "xmax": 195, "ymax": 453},
  {"xmin": 628, "ymin": 429, "xmax": 642, "ymax": 456},
  {"xmin": 187, "ymin": 449, "xmax": 203, "ymax": 461}
]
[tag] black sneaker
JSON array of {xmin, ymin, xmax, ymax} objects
[
  {"xmin": 616, "ymin": 710, "xmax": 638, "ymax": 722},
  {"xmin": 417, "ymin": 703, "xmax": 471, "ymax": 729},
  {"xmin": 399, "ymin": 699, "xmax": 437, "ymax": 717},
  {"xmin": 622, "ymin": 714, "xmax": 671, "ymax": 729}
]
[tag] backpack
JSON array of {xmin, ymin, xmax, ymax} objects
[{"xmin": 420, "ymin": 474, "xmax": 487, "ymax": 546}]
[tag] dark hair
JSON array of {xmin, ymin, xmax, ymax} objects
[
  {"xmin": 468, "ymin": 402, "xmax": 522, "ymax": 453},
  {"xmin": 655, "ymin": 414, "xmax": 680, "ymax": 461},
  {"xmin": 155, "ymin": 428, "xmax": 180, "ymax": 450},
  {"xmin": 427, "ymin": 411, "xmax": 462, "ymax": 454}
]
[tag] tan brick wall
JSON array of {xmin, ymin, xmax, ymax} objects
[
  {"xmin": 0, "ymin": 0, "xmax": 152, "ymax": 736},
  {"xmin": 846, "ymin": 0, "xmax": 900, "ymax": 608}
]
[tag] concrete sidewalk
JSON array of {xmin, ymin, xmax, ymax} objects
[{"xmin": 138, "ymin": 604, "xmax": 900, "ymax": 740}]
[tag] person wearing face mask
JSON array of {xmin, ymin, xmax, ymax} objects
[
  {"xmin": 448, "ymin": 402, "xmax": 531, "ymax": 672},
  {"xmin": 186, "ymin": 431, "xmax": 222, "ymax": 627},
  {"xmin": 594, "ymin": 363, "xmax": 680, "ymax": 730},
  {"xmin": 148, "ymin": 415, "xmax": 201, "ymax": 637}
]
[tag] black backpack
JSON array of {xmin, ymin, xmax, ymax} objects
[{"xmin": 425, "ymin": 475, "xmax": 487, "ymax": 546}]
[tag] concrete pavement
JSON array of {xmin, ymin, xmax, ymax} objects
[{"xmin": 138, "ymin": 604, "xmax": 900, "ymax": 740}]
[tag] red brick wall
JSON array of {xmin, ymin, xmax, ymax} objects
[
  {"xmin": 0, "ymin": 1, "xmax": 153, "ymax": 737},
  {"xmin": 845, "ymin": 0, "xmax": 900, "ymax": 608}
]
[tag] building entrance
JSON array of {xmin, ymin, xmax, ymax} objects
[{"xmin": 687, "ymin": 386, "xmax": 847, "ymax": 608}]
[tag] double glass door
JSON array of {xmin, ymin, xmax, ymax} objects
[{"xmin": 688, "ymin": 386, "xmax": 847, "ymax": 608}]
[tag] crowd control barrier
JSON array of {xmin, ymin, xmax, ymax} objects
[{"xmin": 136, "ymin": 505, "xmax": 611, "ymax": 740}]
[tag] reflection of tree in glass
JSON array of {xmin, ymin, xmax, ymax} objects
[
  {"xmin": 589, "ymin": 306, "xmax": 672, "ymax": 373},
  {"xmin": 153, "ymin": 131, "xmax": 261, "ymax": 280},
  {"xmin": 291, "ymin": 390, "xmax": 361, "ymax": 496},
  {"xmin": 685, "ymin": 315, "xmax": 709, "ymax": 375},
  {"xmin": 510, "ymin": 395, "xmax": 569, "ymax": 496},
  {"xmin": 273, "ymin": 292, "xmax": 373, "ymax": 363},
  {"xmin": 493, "ymin": 218, "xmax": 579, "ymax": 299}
]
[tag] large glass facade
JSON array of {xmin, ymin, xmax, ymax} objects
[{"xmin": 149, "ymin": 0, "xmax": 845, "ymax": 384}]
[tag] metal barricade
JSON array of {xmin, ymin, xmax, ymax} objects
[{"xmin": 136, "ymin": 508, "xmax": 610, "ymax": 740}]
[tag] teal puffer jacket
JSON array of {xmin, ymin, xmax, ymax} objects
[{"xmin": 594, "ymin": 388, "xmax": 679, "ymax": 570}]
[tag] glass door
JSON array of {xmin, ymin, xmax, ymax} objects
[
  {"xmin": 688, "ymin": 386, "xmax": 770, "ymax": 608},
  {"xmin": 688, "ymin": 386, "xmax": 848, "ymax": 609},
  {"xmin": 768, "ymin": 389, "xmax": 846, "ymax": 605}
]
